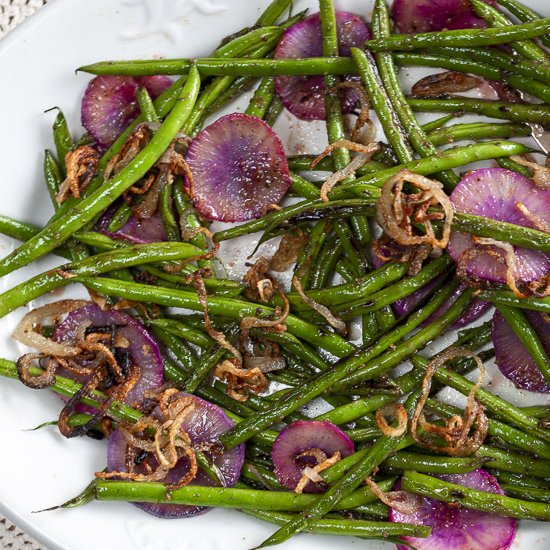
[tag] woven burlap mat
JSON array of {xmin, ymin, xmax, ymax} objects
[{"xmin": 0, "ymin": 1, "xmax": 48, "ymax": 546}]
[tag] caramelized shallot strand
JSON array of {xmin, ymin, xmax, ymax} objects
[
  {"xmin": 473, "ymin": 237, "xmax": 527, "ymax": 298},
  {"xmin": 411, "ymin": 348, "xmax": 488, "ymax": 457},
  {"xmin": 16, "ymin": 353, "xmax": 58, "ymax": 389},
  {"xmin": 515, "ymin": 201, "xmax": 550, "ymax": 234},
  {"xmin": 309, "ymin": 139, "xmax": 380, "ymax": 169},
  {"xmin": 294, "ymin": 451, "xmax": 341, "ymax": 495},
  {"xmin": 375, "ymin": 402, "xmax": 408, "ymax": 437},
  {"xmin": 292, "ymin": 276, "xmax": 347, "ymax": 335},
  {"xmin": 364, "ymin": 477, "xmax": 422, "ymax": 514},
  {"xmin": 334, "ymin": 81, "xmax": 374, "ymax": 143},
  {"xmin": 270, "ymin": 229, "xmax": 308, "ymax": 272},
  {"xmin": 56, "ymin": 146, "xmax": 99, "ymax": 203},
  {"xmin": 213, "ymin": 359, "xmax": 268, "ymax": 402},
  {"xmin": 511, "ymin": 155, "xmax": 550, "ymax": 189}
]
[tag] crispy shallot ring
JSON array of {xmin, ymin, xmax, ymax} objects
[
  {"xmin": 375, "ymin": 402, "xmax": 408, "ymax": 437},
  {"xmin": 292, "ymin": 276, "xmax": 347, "ymax": 335},
  {"xmin": 213, "ymin": 359, "xmax": 269, "ymax": 402},
  {"xmin": 13, "ymin": 300, "xmax": 90, "ymax": 357},
  {"xmin": 364, "ymin": 477, "xmax": 422, "ymax": 514},
  {"xmin": 411, "ymin": 347, "xmax": 488, "ymax": 457},
  {"xmin": 334, "ymin": 81, "xmax": 374, "ymax": 144},
  {"xmin": 294, "ymin": 451, "xmax": 341, "ymax": 495},
  {"xmin": 376, "ymin": 170, "xmax": 453, "ymax": 250},
  {"xmin": 16, "ymin": 353, "xmax": 58, "ymax": 389},
  {"xmin": 56, "ymin": 145, "xmax": 99, "ymax": 203},
  {"xmin": 511, "ymin": 155, "xmax": 550, "ymax": 189}
]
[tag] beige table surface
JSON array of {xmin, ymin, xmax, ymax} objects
[{"xmin": 0, "ymin": 1, "xmax": 49, "ymax": 545}]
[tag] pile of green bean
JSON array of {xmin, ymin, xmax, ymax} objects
[{"xmin": 1, "ymin": 0, "xmax": 550, "ymax": 547}]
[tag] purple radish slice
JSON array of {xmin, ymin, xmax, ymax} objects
[
  {"xmin": 185, "ymin": 113, "xmax": 292, "ymax": 222},
  {"xmin": 107, "ymin": 393, "xmax": 245, "ymax": 518},
  {"xmin": 274, "ymin": 12, "xmax": 370, "ymax": 120},
  {"xmin": 390, "ymin": 469, "xmax": 517, "ymax": 550},
  {"xmin": 97, "ymin": 208, "xmax": 167, "ymax": 244},
  {"xmin": 391, "ymin": 0, "xmax": 496, "ymax": 34},
  {"xmin": 493, "ymin": 309, "xmax": 550, "ymax": 393},
  {"xmin": 272, "ymin": 420, "xmax": 355, "ymax": 493},
  {"xmin": 448, "ymin": 168, "xmax": 550, "ymax": 286},
  {"xmin": 371, "ymin": 252, "xmax": 488, "ymax": 329},
  {"xmin": 81, "ymin": 75, "xmax": 172, "ymax": 149},
  {"xmin": 53, "ymin": 304, "xmax": 163, "ymax": 411}
]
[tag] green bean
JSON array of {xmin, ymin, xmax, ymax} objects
[
  {"xmin": 333, "ymin": 141, "xmax": 530, "ymax": 197},
  {"xmin": 52, "ymin": 109, "xmax": 73, "ymax": 170},
  {"xmin": 135, "ymin": 87, "xmax": 159, "ymax": 122},
  {"xmin": 495, "ymin": 304, "xmax": 550, "ymax": 387},
  {"xmin": 428, "ymin": 122, "xmax": 531, "ymax": 147},
  {"xmin": 0, "ymin": 215, "xmax": 42, "ymax": 243},
  {"xmin": 290, "ymin": 171, "xmax": 321, "ymax": 200},
  {"xmin": 154, "ymin": 328, "xmax": 197, "ymax": 371},
  {"xmin": 500, "ymin": 484, "xmax": 550, "ymax": 504},
  {"xmin": 246, "ymin": 76, "xmax": 276, "ymax": 118},
  {"xmin": 213, "ymin": 198, "xmax": 375, "ymax": 242},
  {"xmin": 0, "ymin": 68, "xmax": 201, "ymax": 278},
  {"xmin": 408, "ymin": 98, "xmax": 550, "ymax": 125},
  {"xmin": 105, "ymin": 202, "xmax": 132, "ymax": 232},
  {"xmin": 479, "ymin": 441, "xmax": 550, "ymax": 478},
  {"xmin": 43, "ymin": 150, "xmax": 63, "ymax": 204},
  {"xmin": 420, "ymin": 113, "xmax": 457, "ymax": 133},
  {"xmin": 295, "ymin": 220, "xmax": 331, "ymax": 288},
  {"xmin": 371, "ymin": 0, "xmax": 457, "ymax": 189},
  {"xmin": 309, "ymin": 237, "xmax": 342, "ymax": 290},
  {"xmin": 401, "ymin": 470, "xmax": 550, "ymax": 520},
  {"xmin": 146, "ymin": 317, "xmax": 211, "ymax": 348},
  {"xmin": 158, "ymin": 182, "xmax": 180, "ymax": 242},
  {"xmin": 0, "ymin": 242, "xmax": 202, "ymax": 318},
  {"xmin": 472, "ymin": 0, "xmax": 548, "ymax": 62},
  {"xmin": 365, "ymin": 18, "xmax": 550, "ymax": 51},
  {"xmin": 477, "ymin": 290, "xmax": 550, "ymax": 314},
  {"xmin": 496, "ymin": 156, "xmax": 533, "ymax": 176},
  {"xmin": 411, "ymin": 355, "xmax": 550, "ymax": 441},
  {"xmin": 184, "ymin": 341, "xmax": 232, "ymax": 394},
  {"xmin": 492, "ymin": 471, "xmax": 550, "ymax": 490},
  {"xmin": 351, "ymin": 47, "xmax": 413, "ymax": 165},
  {"xmin": 498, "ymin": 0, "xmax": 550, "ymax": 48},
  {"xmin": 255, "ymin": 0, "xmax": 293, "ymax": 27},
  {"xmin": 382, "ymin": 451, "xmax": 487, "ymax": 475},
  {"xmin": 72, "ymin": 277, "xmax": 355, "ymax": 357}
]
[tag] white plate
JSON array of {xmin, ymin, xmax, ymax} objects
[{"xmin": 0, "ymin": 0, "xmax": 549, "ymax": 549}]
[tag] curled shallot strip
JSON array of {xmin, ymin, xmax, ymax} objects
[
  {"xmin": 292, "ymin": 276, "xmax": 347, "ymax": 335},
  {"xmin": 213, "ymin": 359, "xmax": 268, "ymax": 402},
  {"xmin": 375, "ymin": 402, "xmax": 408, "ymax": 437},
  {"xmin": 334, "ymin": 81, "xmax": 374, "ymax": 144},
  {"xmin": 270, "ymin": 229, "xmax": 308, "ymax": 273},
  {"xmin": 294, "ymin": 451, "xmax": 341, "ymax": 495},
  {"xmin": 309, "ymin": 140, "xmax": 380, "ymax": 202},
  {"xmin": 365, "ymin": 477, "xmax": 422, "ymax": 515},
  {"xmin": 56, "ymin": 145, "xmax": 100, "ymax": 203},
  {"xmin": 515, "ymin": 201, "xmax": 550, "ymax": 234},
  {"xmin": 16, "ymin": 353, "xmax": 58, "ymax": 389},
  {"xmin": 511, "ymin": 155, "xmax": 550, "ymax": 189},
  {"xmin": 12, "ymin": 300, "xmax": 89, "ymax": 357},
  {"xmin": 411, "ymin": 348, "xmax": 488, "ymax": 457},
  {"xmin": 376, "ymin": 170, "xmax": 454, "ymax": 250}
]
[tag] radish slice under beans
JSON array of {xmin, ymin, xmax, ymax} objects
[
  {"xmin": 107, "ymin": 393, "xmax": 245, "ymax": 518},
  {"xmin": 391, "ymin": 0, "xmax": 495, "ymax": 34},
  {"xmin": 390, "ymin": 470, "xmax": 516, "ymax": 550},
  {"xmin": 448, "ymin": 168, "xmax": 550, "ymax": 286},
  {"xmin": 185, "ymin": 113, "xmax": 291, "ymax": 222},
  {"xmin": 274, "ymin": 12, "xmax": 370, "ymax": 120},
  {"xmin": 53, "ymin": 304, "xmax": 163, "ymax": 409},
  {"xmin": 98, "ymin": 208, "xmax": 167, "ymax": 244},
  {"xmin": 272, "ymin": 420, "xmax": 354, "ymax": 493},
  {"xmin": 493, "ymin": 309, "xmax": 550, "ymax": 393},
  {"xmin": 81, "ymin": 75, "xmax": 172, "ymax": 149}
]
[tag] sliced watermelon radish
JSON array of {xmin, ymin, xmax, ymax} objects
[
  {"xmin": 274, "ymin": 11, "xmax": 370, "ymax": 120},
  {"xmin": 81, "ymin": 75, "xmax": 172, "ymax": 149},
  {"xmin": 185, "ymin": 113, "xmax": 292, "ymax": 222},
  {"xmin": 271, "ymin": 420, "xmax": 355, "ymax": 493},
  {"xmin": 448, "ymin": 168, "xmax": 550, "ymax": 286},
  {"xmin": 493, "ymin": 309, "xmax": 550, "ymax": 393},
  {"xmin": 391, "ymin": 0, "xmax": 495, "ymax": 34},
  {"xmin": 390, "ymin": 469, "xmax": 517, "ymax": 550},
  {"xmin": 53, "ymin": 304, "xmax": 163, "ymax": 409},
  {"xmin": 107, "ymin": 393, "xmax": 245, "ymax": 518},
  {"xmin": 98, "ymin": 208, "xmax": 167, "ymax": 244}
]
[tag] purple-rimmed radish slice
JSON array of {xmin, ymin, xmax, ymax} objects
[
  {"xmin": 107, "ymin": 393, "xmax": 245, "ymax": 518},
  {"xmin": 391, "ymin": 0, "xmax": 495, "ymax": 34},
  {"xmin": 448, "ymin": 168, "xmax": 550, "ymax": 286},
  {"xmin": 185, "ymin": 113, "xmax": 291, "ymax": 222},
  {"xmin": 97, "ymin": 209, "xmax": 167, "ymax": 244},
  {"xmin": 274, "ymin": 12, "xmax": 370, "ymax": 120},
  {"xmin": 493, "ymin": 309, "xmax": 550, "ymax": 393},
  {"xmin": 53, "ymin": 304, "xmax": 163, "ymax": 409},
  {"xmin": 81, "ymin": 75, "xmax": 172, "ymax": 149},
  {"xmin": 390, "ymin": 469, "xmax": 517, "ymax": 550},
  {"xmin": 272, "ymin": 420, "xmax": 354, "ymax": 493}
]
